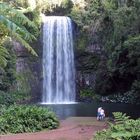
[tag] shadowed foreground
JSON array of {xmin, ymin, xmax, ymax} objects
[{"xmin": 0, "ymin": 117, "xmax": 107, "ymax": 140}]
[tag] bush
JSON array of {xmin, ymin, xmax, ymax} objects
[
  {"xmin": 0, "ymin": 90, "xmax": 31, "ymax": 106},
  {"xmin": 94, "ymin": 112, "xmax": 140, "ymax": 140},
  {"xmin": 0, "ymin": 105, "xmax": 59, "ymax": 134},
  {"xmin": 0, "ymin": 91, "xmax": 15, "ymax": 105},
  {"xmin": 105, "ymin": 91, "xmax": 140, "ymax": 104},
  {"xmin": 80, "ymin": 88, "xmax": 101, "ymax": 100},
  {"xmin": 80, "ymin": 89, "xmax": 93, "ymax": 98}
]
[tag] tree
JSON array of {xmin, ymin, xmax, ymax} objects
[
  {"xmin": 0, "ymin": 2, "xmax": 38, "ymax": 67},
  {"xmin": 70, "ymin": 0, "xmax": 140, "ymax": 99}
]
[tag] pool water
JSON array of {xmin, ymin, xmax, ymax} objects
[{"xmin": 40, "ymin": 101, "xmax": 140, "ymax": 120}]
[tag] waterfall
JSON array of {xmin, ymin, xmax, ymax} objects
[{"xmin": 42, "ymin": 16, "xmax": 75, "ymax": 104}]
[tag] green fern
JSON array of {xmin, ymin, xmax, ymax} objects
[
  {"xmin": 0, "ymin": 2, "xmax": 38, "ymax": 56},
  {"xmin": 94, "ymin": 112, "xmax": 140, "ymax": 140},
  {"xmin": 113, "ymin": 112, "xmax": 130, "ymax": 124},
  {"xmin": 0, "ymin": 45, "xmax": 9, "ymax": 67}
]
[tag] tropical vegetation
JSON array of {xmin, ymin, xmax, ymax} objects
[
  {"xmin": 0, "ymin": 0, "xmax": 140, "ymax": 137},
  {"xmin": 0, "ymin": 1, "xmax": 39, "ymax": 104},
  {"xmin": 94, "ymin": 112, "xmax": 140, "ymax": 140},
  {"xmin": 0, "ymin": 2, "xmax": 38, "ymax": 58},
  {"xmin": 70, "ymin": 0, "xmax": 140, "ymax": 104},
  {"xmin": 0, "ymin": 105, "xmax": 59, "ymax": 134}
]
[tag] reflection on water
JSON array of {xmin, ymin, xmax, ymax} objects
[{"xmin": 40, "ymin": 102, "xmax": 140, "ymax": 120}]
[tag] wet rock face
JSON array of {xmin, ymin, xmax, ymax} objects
[
  {"xmin": 13, "ymin": 41, "xmax": 30, "ymax": 76},
  {"xmin": 86, "ymin": 44, "xmax": 101, "ymax": 53},
  {"xmin": 13, "ymin": 41, "xmax": 28, "ymax": 57},
  {"xmin": 16, "ymin": 57, "xmax": 29, "ymax": 73},
  {"xmin": 13, "ymin": 41, "xmax": 42, "ymax": 103},
  {"xmin": 74, "ymin": 35, "xmax": 102, "ymax": 101},
  {"xmin": 76, "ymin": 71, "xmax": 96, "ymax": 89},
  {"xmin": 75, "ymin": 50, "xmax": 99, "ymax": 92}
]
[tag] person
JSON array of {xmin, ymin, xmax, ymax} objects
[
  {"xmin": 97, "ymin": 107, "xmax": 105, "ymax": 120},
  {"xmin": 97, "ymin": 107, "xmax": 102, "ymax": 120},
  {"xmin": 100, "ymin": 108, "xmax": 105, "ymax": 120}
]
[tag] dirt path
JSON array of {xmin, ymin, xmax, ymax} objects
[{"xmin": 0, "ymin": 117, "xmax": 107, "ymax": 140}]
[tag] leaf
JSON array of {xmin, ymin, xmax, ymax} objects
[
  {"xmin": 111, "ymin": 131, "xmax": 132, "ymax": 138},
  {"xmin": 0, "ymin": 45, "xmax": 9, "ymax": 67},
  {"xmin": 0, "ymin": 2, "xmax": 39, "ymax": 56}
]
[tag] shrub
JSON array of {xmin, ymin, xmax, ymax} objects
[
  {"xmin": 0, "ymin": 90, "xmax": 31, "ymax": 106},
  {"xmin": 105, "ymin": 91, "xmax": 140, "ymax": 104},
  {"xmin": 0, "ymin": 105, "xmax": 59, "ymax": 134},
  {"xmin": 80, "ymin": 88, "xmax": 101, "ymax": 100},
  {"xmin": 80, "ymin": 89, "xmax": 93, "ymax": 98},
  {"xmin": 0, "ymin": 91, "xmax": 15, "ymax": 106},
  {"xmin": 94, "ymin": 112, "xmax": 140, "ymax": 140}
]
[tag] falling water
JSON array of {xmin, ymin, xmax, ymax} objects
[{"xmin": 42, "ymin": 16, "xmax": 75, "ymax": 104}]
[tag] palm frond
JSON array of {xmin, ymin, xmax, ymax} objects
[
  {"xmin": 12, "ymin": 32, "xmax": 38, "ymax": 56},
  {"xmin": 0, "ymin": 2, "xmax": 39, "ymax": 56},
  {"xmin": 113, "ymin": 112, "xmax": 130, "ymax": 124},
  {"xmin": 0, "ymin": 46, "xmax": 9, "ymax": 67},
  {"xmin": 0, "ymin": 2, "xmax": 38, "ymax": 33},
  {"xmin": 0, "ymin": 15, "xmax": 36, "ymax": 42}
]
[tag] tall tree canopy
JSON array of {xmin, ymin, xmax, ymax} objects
[{"xmin": 70, "ymin": 0, "xmax": 140, "ymax": 99}]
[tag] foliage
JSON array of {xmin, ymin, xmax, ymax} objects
[
  {"xmin": 0, "ymin": 2, "xmax": 38, "ymax": 90},
  {"xmin": 0, "ymin": 2, "xmax": 38, "ymax": 56},
  {"xmin": 77, "ymin": 51, "xmax": 100, "ymax": 72},
  {"xmin": 72, "ymin": 0, "xmax": 140, "ymax": 101},
  {"xmin": 1, "ymin": 0, "xmax": 140, "ymax": 104},
  {"xmin": 80, "ymin": 88, "xmax": 101, "ymax": 101},
  {"xmin": 131, "ymin": 80, "xmax": 140, "ymax": 94},
  {"xmin": 0, "ymin": 45, "xmax": 9, "ymax": 67},
  {"xmin": 16, "ymin": 72, "xmax": 32, "ymax": 95},
  {"xmin": 105, "ymin": 91, "xmax": 140, "ymax": 104},
  {"xmin": 69, "ymin": 0, "xmax": 86, "ymax": 26},
  {"xmin": 0, "ymin": 39, "xmax": 32, "ymax": 104},
  {"xmin": 11, "ymin": 90, "xmax": 30, "ymax": 103},
  {"xmin": 100, "ymin": 35, "xmax": 140, "ymax": 96},
  {"xmin": 94, "ymin": 112, "xmax": 140, "ymax": 140},
  {"xmin": 3, "ymin": 0, "xmax": 82, "ymax": 17},
  {"xmin": 0, "ymin": 105, "xmax": 59, "ymax": 134},
  {"xmin": 2, "ymin": 0, "xmax": 87, "ymax": 27},
  {"xmin": 0, "ymin": 39, "xmax": 16, "ymax": 91},
  {"xmin": 0, "ymin": 91, "xmax": 15, "ymax": 106},
  {"xmin": 0, "ymin": 23, "xmax": 9, "ymax": 67},
  {"xmin": 80, "ymin": 88, "xmax": 94, "ymax": 98},
  {"xmin": 0, "ymin": 90, "xmax": 30, "ymax": 106}
]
